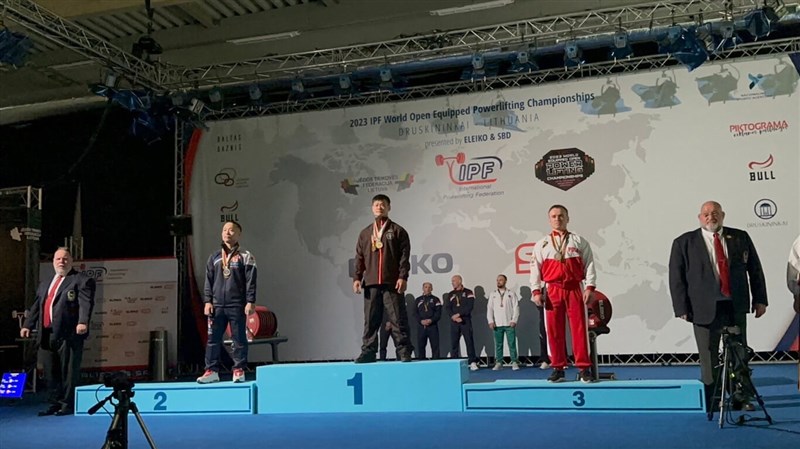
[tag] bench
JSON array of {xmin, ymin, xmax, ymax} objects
[{"xmin": 223, "ymin": 336, "xmax": 288, "ymax": 363}]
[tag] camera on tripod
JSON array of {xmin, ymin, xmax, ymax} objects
[
  {"xmin": 102, "ymin": 372, "xmax": 135, "ymax": 392},
  {"xmin": 89, "ymin": 372, "xmax": 157, "ymax": 449}
]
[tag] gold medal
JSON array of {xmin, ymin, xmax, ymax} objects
[
  {"xmin": 375, "ymin": 241, "xmax": 383, "ymax": 249},
  {"xmin": 223, "ymin": 267, "xmax": 232, "ymax": 278}
]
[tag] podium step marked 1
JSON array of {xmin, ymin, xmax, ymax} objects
[
  {"xmin": 463, "ymin": 379, "xmax": 705, "ymax": 413},
  {"xmin": 74, "ymin": 382, "xmax": 256, "ymax": 416},
  {"xmin": 256, "ymin": 359, "xmax": 468, "ymax": 413}
]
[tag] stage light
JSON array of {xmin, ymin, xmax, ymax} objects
[
  {"xmin": 379, "ymin": 67, "xmax": 394, "ymax": 90},
  {"xmin": 189, "ymin": 98, "xmax": 205, "ymax": 114},
  {"xmin": 610, "ymin": 30, "xmax": 633, "ymax": 59},
  {"xmin": 0, "ymin": 28, "xmax": 33, "ymax": 66},
  {"xmin": 208, "ymin": 87, "xmax": 223, "ymax": 104},
  {"xmin": 339, "ymin": 75, "xmax": 351, "ymax": 90},
  {"xmin": 248, "ymin": 84, "xmax": 262, "ymax": 101},
  {"xmin": 103, "ymin": 70, "xmax": 119, "ymax": 89},
  {"xmin": 509, "ymin": 50, "xmax": 538, "ymax": 73},
  {"xmin": 289, "ymin": 78, "xmax": 311, "ymax": 101},
  {"xmin": 744, "ymin": 7, "xmax": 780, "ymax": 39},
  {"xmin": 719, "ymin": 21, "xmax": 735, "ymax": 39},
  {"xmin": 658, "ymin": 26, "xmax": 708, "ymax": 71},
  {"xmin": 564, "ymin": 41, "xmax": 583, "ymax": 67}
]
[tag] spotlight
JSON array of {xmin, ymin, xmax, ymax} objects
[
  {"xmin": 208, "ymin": 86, "xmax": 223, "ymax": 104},
  {"xmin": 509, "ymin": 50, "xmax": 538, "ymax": 73},
  {"xmin": 248, "ymin": 84, "xmax": 262, "ymax": 101},
  {"xmin": 170, "ymin": 91, "xmax": 187, "ymax": 107},
  {"xmin": 564, "ymin": 41, "xmax": 583, "ymax": 67},
  {"xmin": 610, "ymin": 30, "xmax": 633, "ymax": 59},
  {"xmin": 472, "ymin": 53, "xmax": 485, "ymax": 70},
  {"xmin": 0, "ymin": 28, "xmax": 33, "ymax": 66},
  {"xmin": 103, "ymin": 70, "xmax": 119, "ymax": 89},
  {"xmin": 289, "ymin": 78, "xmax": 310, "ymax": 101},
  {"xmin": 339, "ymin": 75, "xmax": 351, "ymax": 90},
  {"xmin": 379, "ymin": 67, "xmax": 394, "ymax": 90},
  {"xmin": 658, "ymin": 26, "xmax": 708, "ymax": 71},
  {"xmin": 291, "ymin": 79, "xmax": 304, "ymax": 93},
  {"xmin": 744, "ymin": 7, "xmax": 780, "ymax": 39},
  {"xmin": 189, "ymin": 98, "xmax": 205, "ymax": 114}
]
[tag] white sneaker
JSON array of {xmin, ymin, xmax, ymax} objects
[
  {"xmin": 232, "ymin": 368, "xmax": 245, "ymax": 383},
  {"xmin": 492, "ymin": 362, "xmax": 502, "ymax": 371},
  {"xmin": 539, "ymin": 361, "xmax": 550, "ymax": 370},
  {"xmin": 511, "ymin": 362, "xmax": 520, "ymax": 371},
  {"xmin": 196, "ymin": 370, "xmax": 219, "ymax": 384},
  {"xmin": 469, "ymin": 362, "xmax": 479, "ymax": 371}
]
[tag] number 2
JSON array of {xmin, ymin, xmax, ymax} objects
[
  {"xmin": 153, "ymin": 392, "xmax": 167, "ymax": 411},
  {"xmin": 347, "ymin": 373, "xmax": 363, "ymax": 405}
]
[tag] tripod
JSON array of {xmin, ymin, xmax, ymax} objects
[
  {"xmin": 89, "ymin": 388, "xmax": 158, "ymax": 449},
  {"xmin": 711, "ymin": 327, "xmax": 772, "ymax": 428}
]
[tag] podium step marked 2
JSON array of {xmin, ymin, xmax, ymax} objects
[
  {"xmin": 463, "ymin": 379, "xmax": 705, "ymax": 413},
  {"xmin": 74, "ymin": 382, "xmax": 256, "ymax": 416},
  {"xmin": 256, "ymin": 359, "xmax": 468, "ymax": 413}
]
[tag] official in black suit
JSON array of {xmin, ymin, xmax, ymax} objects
[
  {"xmin": 20, "ymin": 247, "xmax": 96, "ymax": 416},
  {"xmin": 668, "ymin": 201, "xmax": 767, "ymax": 409}
]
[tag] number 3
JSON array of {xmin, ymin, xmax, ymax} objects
[{"xmin": 572, "ymin": 390, "xmax": 585, "ymax": 407}]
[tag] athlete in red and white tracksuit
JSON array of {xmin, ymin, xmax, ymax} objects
[{"xmin": 530, "ymin": 214, "xmax": 596, "ymax": 373}]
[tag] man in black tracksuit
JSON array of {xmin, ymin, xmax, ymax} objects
[
  {"xmin": 412, "ymin": 282, "xmax": 441, "ymax": 359},
  {"xmin": 447, "ymin": 275, "xmax": 479, "ymax": 370},
  {"xmin": 353, "ymin": 194, "xmax": 413, "ymax": 363}
]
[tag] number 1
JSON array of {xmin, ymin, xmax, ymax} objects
[{"xmin": 347, "ymin": 372, "xmax": 363, "ymax": 405}]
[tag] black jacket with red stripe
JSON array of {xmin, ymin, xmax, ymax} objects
[{"xmin": 353, "ymin": 218, "xmax": 410, "ymax": 287}]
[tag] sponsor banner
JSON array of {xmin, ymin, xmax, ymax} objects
[
  {"xmin": 190, "ymin": 54, "xmax": 799, "ymax": 360},
  {"xmin": 40, "ymin": 259, "xmax": 177, "ymax": 370}
]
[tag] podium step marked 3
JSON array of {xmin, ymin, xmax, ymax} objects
[{"xmin": 463, "ymin": 379, "xmax": 705, "ymax": 413}]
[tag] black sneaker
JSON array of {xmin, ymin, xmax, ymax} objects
[
  {"xmin": 579, "ymin": 369, "xmax": 594, "ymax": 383},
  {"xmin": 400, "ymin": 354, "xmax": 412, "ymax": 363},
  {"xmin": 355, "ymin": 352, "xmax": 376, "ymax": 364},
  {"xmin": 547, "ymin": 368, "xmax": 566, "ymax": 383}
]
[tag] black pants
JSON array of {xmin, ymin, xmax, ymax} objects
[
  {"xmin": 449, "ymin": 317, "xmax": 477, "ymax": 363},
  {"xmin": 362, "ymin": 285, "xmax": 412, "ymax": 357},
  {"xmin": 39, "ymin": 328, "xmax": 84, "ymax": 410},
  {"xmin": 416, "ymin": 324, "xmax": 440, "ymax": 359},
  {"xmin": 378, "ymin": 318, "xmax": 396, "ymax": 360},
  {"xmin": 206, "ymin": 305, "xmax": 248, "ymax": 371}
]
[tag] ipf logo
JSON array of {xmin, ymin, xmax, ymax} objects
[{"xmin": 434, "ymin": 152, "xmax": 502, "ymax": 185}]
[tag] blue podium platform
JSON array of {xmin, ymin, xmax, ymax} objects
[
  {"xmin": 74, "ymin": 381, "xmax": 256, "ymax": 416},
  {"xmin": 463, "ymin": 379, "xmax": 705, "ymax": 413},
  {"xmin": 256, "ymin": 359, "xmax": 468, "ymax": 414}
]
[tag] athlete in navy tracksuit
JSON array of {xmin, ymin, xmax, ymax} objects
[
  {"xmin": 197, "ymin": 221, "xmax": 257, "ymax": 383},
  {"xmin": 412, "ymin": 282, "xmax": 442, "ymax": 359},
  {"xmin": 447, "ymin": 275, "xmax": 479, "ymax": 370}
]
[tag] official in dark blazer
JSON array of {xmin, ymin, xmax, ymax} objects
[
  {"xmin": 669, "ymin": 201, "xmax": 767, "ymax": 407},
  {"xmin": 21, "ymin": 247, "xmax": 96, "ymax": 416}
]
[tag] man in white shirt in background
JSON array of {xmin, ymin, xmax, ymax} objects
[{"xmin": 487, "ymin": 274, "xmax": 521, "ymax": 371}]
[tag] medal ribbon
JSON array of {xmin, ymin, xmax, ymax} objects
[
  {"xmin": 497, "ymin": 289, "xmax": 505, "ymax": 307},
  {"xmin": 550, "ymin": 231, "xmax": 569, "ymax": 262},
  {"xmin": 221, "ymin": 244, "xmax": 238, "ymax": 275},
  {"xmin": 372, "ymin": 218, "xmax": 388, "ymax": 249}
]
